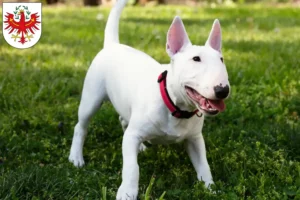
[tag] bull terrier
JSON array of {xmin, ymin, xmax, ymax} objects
[{"xmin": 69, "ymin": 0, "xmax": 230, "ymax": 199}]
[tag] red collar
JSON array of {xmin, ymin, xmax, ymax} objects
[{"xmin": 158, "ymin": 70, "xmax": 200, "ymax": 119}]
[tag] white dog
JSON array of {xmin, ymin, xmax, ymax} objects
[{"xmin": 69, "ymin": 0, "xmax": 230, "ymax": 198}]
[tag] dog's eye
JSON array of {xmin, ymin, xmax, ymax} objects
[
  {"xmin": 193, "ymin": 56, "xmax": 201, "ymax": 62},
  {"xmin": 220, "ymin": 57, "xmax": 224, "ymax": 63}
]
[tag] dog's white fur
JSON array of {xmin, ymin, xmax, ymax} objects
[{"xmin": 69, "ymin": 0, "xmax": 230, "ymax": 199}]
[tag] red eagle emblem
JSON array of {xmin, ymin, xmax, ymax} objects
[{"xmin": 4, "ymin": 7, "xmax": 40, "ymax": 44}]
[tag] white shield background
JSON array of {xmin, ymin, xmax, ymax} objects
[{"xmin": 2, "ymin": 3, "xmax": 42, "ymax": 49}]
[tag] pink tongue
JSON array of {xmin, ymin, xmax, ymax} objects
[
  {"xmin": 207, "ymin": 99, "xmax": 226, "ymax": 112},
  {"xmin": 187, "ymin": 89, "xmax": 226, "ymax": 112}
]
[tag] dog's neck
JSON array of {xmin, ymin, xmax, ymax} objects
[{"xmin": 164, "ymin": 65, "xmax": 196, "ymax": 112}]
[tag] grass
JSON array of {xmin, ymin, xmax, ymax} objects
[{"xmin": 1, "ymin": 4, "xmax": 300, "ymax": 199}]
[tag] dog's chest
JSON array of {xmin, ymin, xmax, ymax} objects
[
  {"xmin": 149, "ymin": 127, "xmax": 187, "ymax": 144},
  {"xmin": 147, "ymin": 116, "xmax": 204, "ymax": 144}
]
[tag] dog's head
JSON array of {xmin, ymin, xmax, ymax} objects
[{"xmin": 166, "ymin": 16, "xmax": 230, "ymax": 116}]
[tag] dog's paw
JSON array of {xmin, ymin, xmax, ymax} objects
[
  {"xmin": 197, "ymin": 173, "xmax": 214, "ymax": 189},
  {"xmin": 116, "ymin": 184, "xmax": 138, "ymax": 200},
  {"xmin": 204, "ymin": 180, "xmax": 215, "ymax": 190},
  {"xmin": 68, "ymin": 153, "xmax": 85, "ymax": 167},
  {"xmin": 205, "ymin": 181, "xmax": 217, "ymax": 194},
  {"xmin": 139, "ymin": 143, "xmax": 147, "ymax": 152}
]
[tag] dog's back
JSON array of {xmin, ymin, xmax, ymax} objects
[{"xmin": 88, "ymin": 43, "xmax": 163, "ymax": 120}]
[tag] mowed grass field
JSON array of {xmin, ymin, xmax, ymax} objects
[{"xmin": 1, "ymin": 4, "xmax": 300, "ymax": 199}]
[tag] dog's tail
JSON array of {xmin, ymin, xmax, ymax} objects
[{"xmin": 104, "ymin": 0, "xmax": 128, "ymax": 47}]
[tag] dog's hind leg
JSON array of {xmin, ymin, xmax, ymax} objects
[
  {"xmin": 119, "ymin": 116, "xmax": 128, "ymax": 132},
  {"xmin": 69, "ymin": 68, "xmax": 107, "ymax": 167},
  {"xmin": 119, "ymin": 116, "xmax": 146, "ymax": 152}
]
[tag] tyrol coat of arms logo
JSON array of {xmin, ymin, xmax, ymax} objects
[{"xmin": 2, "ymin": 3, "xmax": 42, "ymax": 49}]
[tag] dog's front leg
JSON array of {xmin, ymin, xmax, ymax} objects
[
  {"xmin": 117, "ymin": 129, "xmax": 141, "ymax": 200},
  {"xmin": 186, "ymin": 133, "xmax": 214, "ymax": 188}
]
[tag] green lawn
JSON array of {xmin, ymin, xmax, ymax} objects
[{"xmin": 1, "ymin": 4, "xmax": 300, "ymax": 199}]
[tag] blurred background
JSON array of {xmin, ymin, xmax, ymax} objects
[{"xmin": 1, "ymin": 0, "xmax": 300, "ymax": 7}]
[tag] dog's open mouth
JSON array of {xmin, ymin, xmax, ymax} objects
[{"xmin": 185, "ymin": 86, "xmax": 225, "ymax": 115}]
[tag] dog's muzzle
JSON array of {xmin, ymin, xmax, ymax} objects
[{"xmin": 214, "ymin": 85, "xmax": 230, "ymax": 99}]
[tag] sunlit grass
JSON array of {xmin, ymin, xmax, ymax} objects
[{"xmin": 0, "ymin": 4, "xmax": 300, "ymax": 199}]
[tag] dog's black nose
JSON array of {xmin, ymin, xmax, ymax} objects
[{"xmin": 214, "ymin": 85, "xmax": 229, "ymax": 99}]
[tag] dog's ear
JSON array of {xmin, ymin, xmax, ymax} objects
[
  {"xmin": 205, "ymin": 19, "xmax": 222, "ymax": 52},
  {"xmin": 166, "ymin": 16, "xmax": 191, "ymax": 57}
]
